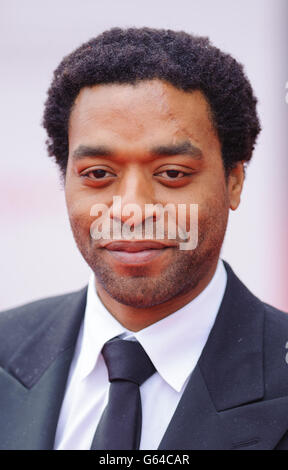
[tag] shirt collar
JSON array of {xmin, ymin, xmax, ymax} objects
[{"xmin": 75, "ymin": 259, "xmax": 227, "ymax": 392}]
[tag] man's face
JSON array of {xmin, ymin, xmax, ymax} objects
[{"xmin": 65, "ymin": 79, "xmax": 242, "ymax": 308}]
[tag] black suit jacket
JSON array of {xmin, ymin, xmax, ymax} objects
[{"xmin": 1, "ymin": 261, "xmax": 288, "ymax": 450}]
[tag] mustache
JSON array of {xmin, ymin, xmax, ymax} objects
[{"xmin": 90, "ymin": 216, "xmax": 190, "ymax": 243}]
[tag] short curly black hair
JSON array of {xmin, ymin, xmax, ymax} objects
[{"xmin": 43, "ymin": 27, "xmax": 261, "ymax": 177}]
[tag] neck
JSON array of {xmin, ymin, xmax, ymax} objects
[{"xmin": 94, "ymin": 259, "xmax": 219, "ymax": 331}]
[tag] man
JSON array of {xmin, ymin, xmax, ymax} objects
[{"xmin": 0, "ymin": 27, "xmax": 288, "ymax": 450}]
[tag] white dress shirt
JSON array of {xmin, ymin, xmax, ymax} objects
[{"xmin": 54, "ymin": 258, "xmax": 227, "ymax": 450}]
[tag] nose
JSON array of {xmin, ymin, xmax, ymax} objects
[{"xmin": 109, "ymin": 167, "xmax": 157, "ymax": 229}]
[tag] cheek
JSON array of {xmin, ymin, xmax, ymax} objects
[
  {"xmin": 65, "ymin": 184, "xmax": 94, "ymax": 230},
  {"xmin": 185, "ymin": 186, "xmax": 229, "ymax": 234},
  {"xmin": 66, "ymin": 194, "xmax": 93, "ymax": 241}
]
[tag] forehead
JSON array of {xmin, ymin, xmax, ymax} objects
[{"xmin": 68, "ymin": 79, "xmax": 218, "ymax": 153}]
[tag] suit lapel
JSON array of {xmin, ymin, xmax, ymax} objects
[
  {"xmin": 158, "ymin": 365, "xmax": 288, "ymax": 450},
  {"xmin": 0, "ymin": 347, "xmax": 75, "ymax": 450},
  {"xmin": 158, "ymin": 364, "xmax": 231, "ymax": 449},
  {"xmin": 0, "ymin": 287, "xmax": 87, "ymax": 450},
  {"xmin": 159, "ymin": 262, "xmax": 288, "ymax": 450}
]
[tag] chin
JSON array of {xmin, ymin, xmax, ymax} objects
[{"xmin": 102, "ymin": 285, "xmax": 172, "ymax": 309}]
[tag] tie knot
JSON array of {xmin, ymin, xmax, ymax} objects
[{"xmin": 102, "ymin": 338, "xmax": 156, "ymax": 386}]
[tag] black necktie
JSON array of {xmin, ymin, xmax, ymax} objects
[{"xmin": 90, "ymin": 337, "xmax": 156, "ymax": 450}]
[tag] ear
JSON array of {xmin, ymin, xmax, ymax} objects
[{"xmin": 228, "ymin": 161, "xmax": 245, "ymax": 211}]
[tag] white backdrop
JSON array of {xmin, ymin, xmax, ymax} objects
[{"xmin": 0, "ymin": 0, "xmax": 287, "ymax": 311}]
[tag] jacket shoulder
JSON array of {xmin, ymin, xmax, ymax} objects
[
  {"xmin": 0, "ymin": 289, "xmax": 85, "ymax": 326},
  {"xmin": 263, "ymin": 300, "xmax": 288, "ymax": 341},
  {"xmin": 263, "ymin": 301, "xmax": 288, "ymax": 322},
  {"xmin": 262, "ymin": 301, "xmax": 288, "ymax": 399},
  {"xmin": 0, "ymin": 288, "xmax": 87, "ymax": 366}
]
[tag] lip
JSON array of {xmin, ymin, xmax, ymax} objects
[
  {"xmin": 102, "ymin": 240, "xmax": 177, "ymax": 252},
  {"xmin": 102, "ymin": 240, "xmax": 176, "ymax": 265}
]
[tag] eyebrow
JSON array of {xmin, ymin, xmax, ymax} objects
[{"xmin": 72, "ymin": 141, "xmax": 203, "ymax": 161}]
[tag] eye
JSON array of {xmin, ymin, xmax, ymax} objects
[
  {"xmin": 155, "ymin": 169, "xmax": 192, "ymax": 179},
  {"xmin": 80, "ymin": 168, "xmax": 116, "ymax": 180}
]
